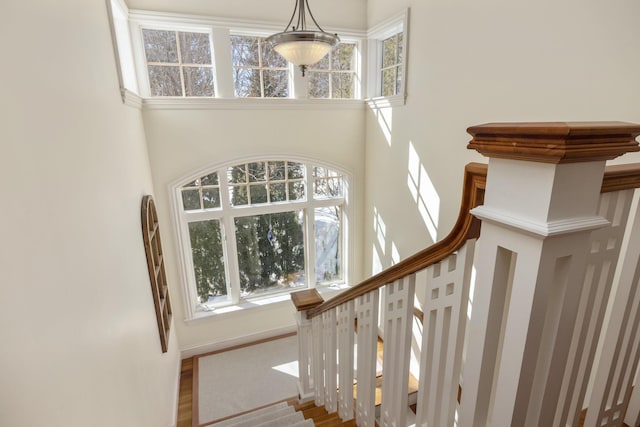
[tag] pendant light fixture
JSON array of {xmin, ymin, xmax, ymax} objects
[{"xmin": 266, "ymin": 0, "xmax": 339, "ymax": 76}]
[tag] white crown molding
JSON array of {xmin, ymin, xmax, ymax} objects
[
  {"xmin": 128, "ymin": 9, "xmax": 366, "ymax": 38},
  {"xmin": 142, "ymin": 97, "xmax": 366, "ymax": 111},
  {"xmin": 471, "ymin": 205, "xmax": 611, "ymax": 238}
]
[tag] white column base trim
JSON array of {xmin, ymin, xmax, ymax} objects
[{"xmin": 471, "ymin": 205, "xmax": 610, "ymax": 237}]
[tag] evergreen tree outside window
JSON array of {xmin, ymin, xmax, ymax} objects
[{"xmin": 175, "ymin": 159, "xmax": 348, "ymax": 315}]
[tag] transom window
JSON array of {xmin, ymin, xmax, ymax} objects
[
  {"xmin": 141, "ymin": 29, "xmax": 215, "ymax": 97},
  {"xmin": 381, "ymin": 32, "xmax": 403, "ymax": 97},
  {"xmin": 175, "ymin": 159, "xmax": 348, "ymax": 316},
  {"xmin": 230, "ymin": 35, "xmax": 290, "ymax": 98},
  {"xmin": 307, "ymin": 43, "xmax": 357, "ymax": 99}
]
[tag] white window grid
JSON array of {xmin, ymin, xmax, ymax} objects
[
  {"xmin": 141, "ymin": 28, "xmax": 215, "ymax": 97},
  {"xmin": 306, "ymin": 43, "xmax": 358, "ymax": 99},
  {"xmin": 230, "ymin": 35, "xmax": 290, "ymax": 98},
  {"xmin": 174, "ymin": 159, "xmax": 349, "ymax": 316}
]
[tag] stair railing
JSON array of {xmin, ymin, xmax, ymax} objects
[{"xmin": 292, "ymin": 122, "xmax": 640, "ymax": 427}]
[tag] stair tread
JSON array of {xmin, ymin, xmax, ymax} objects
[{"xmin": 211, "ymin": 402, "xmax": 292, "ymax": 426}]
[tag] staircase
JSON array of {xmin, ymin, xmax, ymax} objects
[
  {"xmin": 209, "ymin": 401, "xmax": 312, "ymax": 427},
  {"xmin": 290, "ymin": 123, "xmax": 640, "ymax": 426}
]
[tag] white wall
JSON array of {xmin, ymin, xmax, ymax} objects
[
  {"xmin": 0, "ymin": 0, "xmax": 180, "ymax": 426},
  {"xmin": 143, "ymin": 107, "xmax": 366, "ymax": 352},
  {"xmin": 364, "ymin": 0, "xmax": 640, "ymax": 277}
]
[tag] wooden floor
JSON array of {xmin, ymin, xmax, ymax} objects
[{"xmin": 177, "ymin": 357, "xmax": 193, "ymax": 427}]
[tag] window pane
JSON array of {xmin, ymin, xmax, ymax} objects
[
  {"xmin": 332, "ymin": 73, "xmax": 354, "ymax": 99},
  {"xmin": 230, "ymin": 35, "xmax": 260, "ymax": 67},
  {"xmin": 288, "ymin": 181, "xmax": 305, "ymax": 200},
  {"xmin": 395, "ymin": 65, "xmax": 403, "ymax": 96},
  {"xmin": 308, "ymin": 72, "xmax": 330, "ymax": 98},
  {"xmin": 315, "ymin": 177, "xmax": 344, "ymax": 198},
  {"xmin": 148, "ymin": 65, "xmax": 182, "ymax": 96},
  {"xmin": 188, "ymin": 220, "xmax": 228, "ymax": 303},
  {"xmin": 313, "ymin": 53, "xmax": 330, "ymax": 70},
  {"xmin": 397, "ymin": 33, "xmax": 404, "ymax": 63},
  {"xmin": 332, "ymin": 43, "xmax": 355, "ymax": 71},
  {"xmin": 233, "ymin": 68, "xmax": 261, "ymax": 97},
  {"xmin": 382, "ymin": 68, "xmax": 397, "ymax": 97},
  {"xmin": 247, "ymin": 162, "xmax": 266, "ymax": 182},
  {"xmin": 382, "ymin": 35, "xmax": 398, "ymax": 68},
  {"xmin": 201, "ymin": 172, "xmax": 218, "ymax": 186},
  {"xmin": 315, "ymin": 206, "xmax": 341, "ymax": 283},
  {"xmin": 142, "ymin": 29, "xmax": 178, "ymax": 63},
  {"xmin": 288, "ymin": 162, "xmax": 304, "ymax": 179},
  {"xmin": 234, "ymin": 212, "xmax": 305, "ymax": 297},
  {"xmin": 249, "ymin": 184, "xmax": 268, "ymax": 204},
  {"xmin": 184, "ymin": 67, "xmax": 214, "ymax": 97},
  {"xmin": 202, "ymin": 188, "xmax": 220, "ymax": 209},
  {"xmin": 229, "ymin": 185, "xmax": 248, "ymax": 206},
  {"xmin": 179, "ymin": 32, "xmax": 212, "ymax": 64},
  {"xmin": 182, "ymin": 189, "xmax": 201, "ymax": 210},
  {"xmin": 262, "ymin": 40, "xmax": 288, "ymax": 68},
  {"xmin": 228, "ymin": 165, "xmax": 247, "ymax": 184},
  {"xmin": 269, "ymin": 161, "xmax": 286, "ymax": 181},
  {"xmin": 270, "ymin": 183, "xmax": 287, "ymax": 202},
  {"xmin": 263, "ymin": 70, "xmax": 289, "ymax": 98}
]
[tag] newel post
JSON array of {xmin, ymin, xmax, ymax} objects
[
  {"xmin": 459, "ymin": 122, "xmax": 640, "ymax": 426},
  {"xmin": 291, "ymin": 289, "xmax": 324, "ymax": 403}
]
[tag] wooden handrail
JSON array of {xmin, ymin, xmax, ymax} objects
[
  {"xmin": 307, "ymin": 162, "xmax": 488, "ymax": 319},
  {"xmin": 306, "ymin": 161, "xmax": 640, "ymax": 320}
]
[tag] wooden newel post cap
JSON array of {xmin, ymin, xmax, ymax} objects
[
  {"xmin": 291, "ymin": 289, "xmax": 324, "ymax": 312},
  {"xmin": 467, "ymin": 121, "xmax": 640, "ymax": 164}
]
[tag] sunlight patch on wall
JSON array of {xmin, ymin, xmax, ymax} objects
[
  {"xmin": 372, "ymin": 206, "xmax": 386, "ymax": 274},
  {"xmin": 369, "ymin": 99, "xmax": 393, "ymax": 146},
  {"xmin": 407, "ymin": 141, "xmax": 440, "ymax": 241},
  {"xmin": 391, "ymin": 242, "xmax": 400, "ymax": 265},
  {"xmin": 374, "ymin": 206, "xmax": 387, "ymax": 256}
]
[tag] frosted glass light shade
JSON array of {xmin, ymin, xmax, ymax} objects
[{"xmin": 267, "ymin": 31, "xmax": 339, "ymax": 66}]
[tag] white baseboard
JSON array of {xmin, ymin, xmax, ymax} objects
[{"xmin": 180, "ymin": 325, "xmax": 297, "ymax": 359}]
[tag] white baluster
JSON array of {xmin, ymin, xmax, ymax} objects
[
  {"xmin": 323, "ymin": 309, "xmax": 338, "ymax": 413},
  {"xmin": 587, "ymin": 191, "xmax": 640, "ymax": 427},
  {"xmin": 356, "ymin": 289, "xmax": 380, "ymax": 427},
  {"xmin": 338, "ymin": 300, "xmax": 355, "ymax": 420},
  {"xmin": 312, "ymin": 315, "xmax": 325, "ymax": 406},
  {"xmin": 415, "ymin": 239, "xmax": 476, "ymax": 427},
  {"xmin": 554, "ymin": 189, "xmax": 635, "ymax": 426},
  {"xmin": 380, "ymin": 275, "xmax": 416, "ymax": 427}
]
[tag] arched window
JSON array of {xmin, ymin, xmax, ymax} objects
[{"xmin": 173, "ymin": 158, "xmax": 350, "ymax": 317}]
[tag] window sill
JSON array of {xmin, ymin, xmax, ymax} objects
[
  {"xmin": 184, "ymin": 283, "xmax": 350, "ymax": 323},
  {"xmin": 121, "ymin": 89, "xmax": 366, "ymax": 111}
]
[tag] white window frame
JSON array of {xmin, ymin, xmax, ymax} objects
[
  {"xmin": 367, "ymin": 8, "xmax": 409, "ymax": 105},
  {"xmin": 228, "ymin": 31, "xmax": 294, "ymax": 99},
  {"xmin": 305, "ymin": 39, "xmax": 362, "ymax": 100},
  {"xmin": 170, "ymin": 156, "xmax": 353, "ymax": 320}
]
